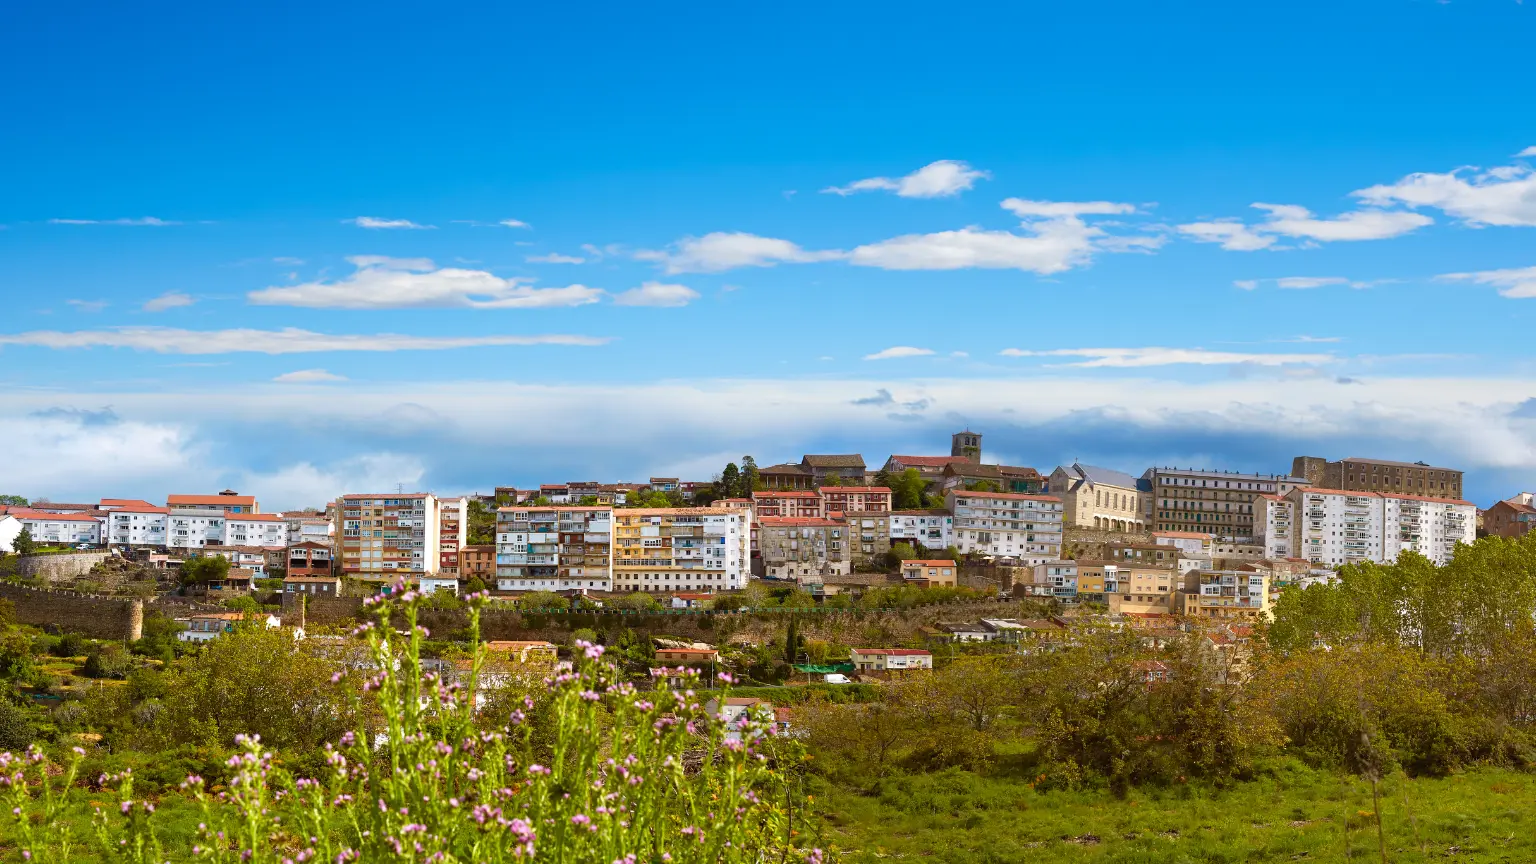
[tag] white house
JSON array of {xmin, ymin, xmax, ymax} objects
[
  {"xmin": 888, "ymin": 509, "xmax": 953, "ymax": 550},
  {"xmin": 419, "ymin": 575, "xmax": 459, "ymax": 595},
  {"xmin": 177, "ymin": 611, "xmax": 287, "ymax": 642},
  {"xmin": 945, "ymin": 491, "xmax": 1063, "ymax": 561},
  {"xmin": 284, "ymin": 516, "xmax": 334, "ymax": 545},
  {"xmin": 0, "ymin": 515, "xmax": 21, "ymax": 554},
  {"xmin": 225, "ymin": 513, "xmax": 286, "ymax": 547},
  {"xmin": 850, "ymin": 648, "xmax": 933, "ymax": 672}
]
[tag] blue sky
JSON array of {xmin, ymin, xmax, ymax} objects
[{"xmin": 3, "ymin": 0, "xmax": 1536, "ymax": 509}]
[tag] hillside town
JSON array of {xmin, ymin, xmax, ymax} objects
[{"xmin": 0, "ymin": 430, "xmax": 1496, "ymax": 633}]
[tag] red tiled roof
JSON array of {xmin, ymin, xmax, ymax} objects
[
  {"xmin": 9, "ymin": 509, "xmax": 101, "ymax": 523},
  {"xmin": 169, "ymin": 494, "xmax": 257, "ymax": 506},
  {"xmin": 852, "ymin": 648, "xmax": 931, "ymax": 656},
  {"xmin": 101, "ymin": 498, "xmax": 156, "ymax": 508},
  {"xmin": 228, "ymin": 513, "xmax": 283, "ymax": 522},
  {"xmin": 889, "ymin": 455, "xmax": 968, "ymax": 468},
  {"xmin": 753, "ymin": 490, "xmax": 820, "ymax": 498},
  {"xmin": 818, "ymin": 486, "xmax": 892, "ymax": 494}
]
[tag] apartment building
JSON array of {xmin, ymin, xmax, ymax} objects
[
  {"xmin": 494, "ymin": 506, "xmax": 612, "ymax": 592},
  {"xmin": 1485, "ymin": 495, "xmax": 1536, "ymax": 540},
  {"xmin": 1293, "ymin": 456, "xmax": 1463, "ymax": 500},
  {"xmin": 756, "ymin": 516, "xmax": 851, "ymax": 582},
  {"xmin": 437, "ymin": 496, "xmax": 468, "ymax": 578},
  {"xmin": 611, "ymin": 507, "xmax": 747, "ymax": 593},
  {"xmin": 283, "ymin": 515, "xmax": 333, "ymax": 546},
  {"xmin": 1262, "ymin": 487, "xmax": 1476, "ymax": 567},
  {"xmin": 1143, "ymin": 467, "xmax": 1308, "ymax": 540},
  {"xmin": 167, "ymin": 491, "xmax": 258, "ymax": 514},
  {"xmin": 819, "ymin": 486, "xmax": 892, "ymax": 515},
  {"xmin": 1174, "ymin": 570, "xmax": 1272, "ymax": 622},
  {"xmin": 225, "ymin": 513, "xmax": 286, "ymax": 547},
  {"xmin": 1153, "ymin": 530, "xmax": 1213, "ymax": 558},
  {"xmin": 1103, "ymin": 565, "xmax": 1179, "ymax": 615},
  {"xmin": 9, "ymin": 510, "xmax": 102, "ymax": 546},
  {"xmin": 335, "ymin": 493, "xmax": 441, "ymax": 585},
  {"xmin": 106, "ymin": 503, "xmax": 168, "ymax": 547},
  {"xmin": 168, "ymin": 510, "xmax": 227, "ymax": 550},
  {"xmin": 751, "ymin": 490, "xmax": 824, "ymax": 518},
  {"xmin": 847, "ymin": 512, "xmax": 892, "ymax": 561},
  {"xmin": 889, "ymin": 509, "xmax": 952, "ymax": 550},
  {"xmin": 1047, "ymin": 463, "xmax": 1148, "ymax": 532},
  {"xmin": 945, "ymin": 490, "xmax": 1063, "ymax": 562},
  {"xmin": 850, "ymin": 648, "xmax": 932, "ymax": 672}
]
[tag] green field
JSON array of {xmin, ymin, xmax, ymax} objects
[{"xmin": 813, "ymin": 764, "xmax": 1535, "ymax": 863}]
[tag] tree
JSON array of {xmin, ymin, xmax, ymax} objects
[
  {"xmin": 578, "ymin": 495, "xmax": 600, "ymax": 506},
  {"xmin": 463, "ymin": 576, "xmax": 488, "ymax": 594},
  {"xmin": 465, "ymin": 499, "xmax": 497, "ymax": 545},
  {"xmin": 517, "ymin": 590, "xmax": 568, "ymax": 610},
  {"xmin": 784, "ymin": 618, "xmax": 802, "ymax": 664},
  {"xmin": 964, "ymin": 479, "xmax": 1000, "ymax": 493},
  {"xmin": 822, "ymin": 474, "xmax": 841, "ymax": 487},
  {"xmin": 178, "ymin": 554, "xmax": 230, "ymax": 585},
  {"xmin": 887, "ymin": 468, "xmax": 929, "ymax": 510},
  {"xmin": 741, "ymin": 456, "xmax": 761, "ymax": 494},
  {"xmin": 12, "ymin": 527, "xmax": 36, "ymax": 556},
  {"xmin": 0, "ymin": 495, "xmax": 26, "ymax": 507},
  {"xmin": 719, "ymin": 463, "xmax": 742, "ymax": 500},
  {"xmin": 884, "ymin": 542, "xmax": 919, "ymax": 569}
]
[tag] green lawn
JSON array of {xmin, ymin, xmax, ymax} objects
[{"xmin": 812, "ymin": 763, "xmax": 1535, "ymax": 863}]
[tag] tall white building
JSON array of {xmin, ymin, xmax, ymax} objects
[
  {"xmin": 1263, "ymin": 487, "xmax": 1475, "ymax": 567},
  {"xmin": 945, "ymin": 490, "xmax": 1063, "ymax": 563},
  {"xmin": 889, "ymin": 509, "xmax": 954, "ymax": 550},
  {"xmin": 12, "ymin": 510, "xmax": 102, "ymax": 546},
  {"xmin": 494, "ymin": 506, "xmax": 612, "ymax": 592},
  {"xmin": 612, "ymin": 508, "xmax": 748, "ymax": 593},
  {"xmin": 168, "ymin": 510, "xmax": 227, "ymax": 549}
]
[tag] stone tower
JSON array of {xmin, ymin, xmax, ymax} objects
[{"xmin": 951, "ymin": 430, "xmax": 982, "ymax": 463}]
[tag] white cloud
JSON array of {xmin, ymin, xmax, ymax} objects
[
  {"xmin": 1252, "ymin": 203, "xmax": 1431, "ymax": 242},
  {"xmin": 143, "ymin": 291, "xmax": 195, "ymax": 312},
  {"xmin": 499, "ymin": 219, "xmax": 530, "ymax": 229},
  {"xmin": 1354, "ymin": 163, "xmax": 1536, "ymax": 227},
  {"xmin": 822, "ymin": 160, "xmax": 988, "ymax": 198},
  {"xmin": 864, "ymin": 346, "xmax": 936, "ymax": 360},
  {"xmin": 1275, "ymin": 276, "xmax": 1352, "ymax": 289},
  {"xmin": 272, "ymin": 256, "xmax": 305, "ymax": 265},
  {"xmin": 347, "ymin": 216, "xmax": 434, "ymax": 230},
  {"xmin": 636, "ymin": 232, "xmax": 842, "ymax": 274},
  {"xmin": 848, "ymin": 220, "xmax": 1099, "ymax": 274},
  {"xmin": 273, "ymin": 369, "xmax": 348, "ymax": 383},
  {"xmin": 0, "ymin": 327, "xmax": 610, "ymax": 354},
  {"xmin": 1179, "ymin": 203, "xmax": 1429, "ymax": 250},
  {"xmin": 526, "ymin": 253, "xmax": 585, "ymax": 264},
  {"xmin": 248, "ymin": 256, "xmax": 603, "ymax": 309},
  {"xmin": 998, "ymin": 347, "xmax": 1331, "ymax": 367},
  {"xmin": 1518, "ymin": 146, "xmax": 1536, "ymax": 158},
  {"xmin": 1234, "ymin": 279, "xmax": 1259, "ymax": 290},
  {"xmin": 238, "ymin": 453, "xmax": 427, "ymax": 510},
  {"xmin": 1439, "ymin": 266, "xmax": 1536, "ymax": 299},
  {"xmin": 49, "ymin": 217, "xmax": 180, "ymax": 226},
  {"xmin": 1178, "ymin": 220, "xmax": 1276, "ymax": 251},
  {"xmin": 612, "ymin": 282, "xmax": 700, "ymax": 308},
  {"xmin": 1000, "ymin": 199, "xmax": 1136, "ymax": 218},
  {"xmin": 66, "ymin": 299, "xmax": 108, "ymax": 313}
]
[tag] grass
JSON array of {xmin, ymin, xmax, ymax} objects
[{"xmin": 811, "ymin": 762, "xmax": 1536, "ymax": 863}]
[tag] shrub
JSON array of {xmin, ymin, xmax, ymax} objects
[{"xmin": 53, "ymin": 632, "xmax": 87, "ymax": 658}]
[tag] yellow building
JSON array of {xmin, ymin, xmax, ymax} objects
[
  {"xmin": 611, "ymin": 508, "xmax": 748, "ymax": 593},
  {"xmin": 1174, "ymin": 570, "xmax": 1272, "ymax": 622}
]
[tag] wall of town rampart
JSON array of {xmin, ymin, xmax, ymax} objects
[{"xmin": 0, "ymin": 582, "xmax": 143, "ymax": 640}]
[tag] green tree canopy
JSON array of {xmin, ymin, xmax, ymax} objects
[{"xmin": 178, "ymin": 554, "xmax": 231, "ymax": 585}]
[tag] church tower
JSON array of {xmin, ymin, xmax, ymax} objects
[{"xmin": 951, "ymin": 430, "xmax": 982, "ymax": 463}]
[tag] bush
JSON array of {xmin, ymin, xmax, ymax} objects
[
  {"xmin": 82, "ymin": 643, "xmax": 133, "ymax": 679},
  {"xmin": 0, "ymin": 698, "xmax": 36, "ymax": 751},
  {"xmin": 53, "ymin": 632, "xmax": 87, "ymax": 658}
]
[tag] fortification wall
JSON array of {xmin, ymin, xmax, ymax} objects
[
  {"xmin": 0, "ymin": 583, "xmax": 143, "ymax": 640},
  {"xmin": 16, "ymin": 552, "xmax": 111, "ymax": 582}
]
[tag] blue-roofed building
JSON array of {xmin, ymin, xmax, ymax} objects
[{"xmin": 1047, "ymin": 462, "xmax": 1149, "ymax": 532}]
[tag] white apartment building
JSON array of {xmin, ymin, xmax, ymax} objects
[
  {"xmin": 612, "ymin": 508, "xmax": 748, "ymax": 593},
  {"xmin": 284, "ymin": 516, "xmax": 333, "ymax": 546},
  {"xmin": 335, "ymin": 493, "xmax": 442, "ymax": 584},
  {"xmin": 945, "ymin": 491, "xmax": 1063, "ymax": 562},
  {"xmin": 1264, "ymin": 487, "xmax": 1476, "ymax": 567},
  {"xmin": 12, "ymin": 510, "xmax": 102, "ymax": 546},
  {"xmin": 225, "ymin": 513, "xmax": 286, "ymax": 547},
  {"xmin": 168, "ymin": 510, "xmax": 228, "ymax": 550},
  {"xmin": 1031, "ymin": 560, "xmax": 1079, "ymax": 599},
  {"xmin": 888, "ymin": 509, "xmax": 953, "ymax": 550},
  {"xmin": 495, "ymin": 506, "xmax": 612, "ymax": 592},
  {"xmin": 106, "ymin": 504, "xmax": 169, "ymax": 547},
  {"xmin": 0, "ymin": 515, "xmax": 20, "ymax": 554}
]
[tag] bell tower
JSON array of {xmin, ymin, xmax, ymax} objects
[{"xmin": 951, "ymin": 430, "xmax": 982, "ymax": 463}]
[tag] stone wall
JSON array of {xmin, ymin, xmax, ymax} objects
[
  {"xmin": 0, "ymin": 583, "xmax": 143, "ymax": 640},
  {"xmin": 1061, "ymin": 526, "xmax": 1156, "ymax": 560},
  {"xmin": 15, "ymin": 552, "xmax": 111, "ymax": 583}
]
